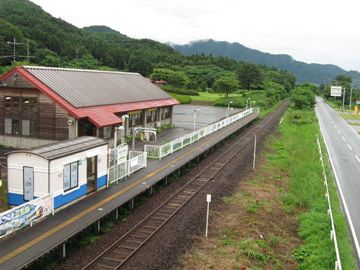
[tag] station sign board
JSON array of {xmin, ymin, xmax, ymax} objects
[{"xmin": 330, "ymin": 86, "xmax": 342, "ymax": 97}]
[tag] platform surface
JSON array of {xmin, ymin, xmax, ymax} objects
[{"xmin": 0, "ymin": 112, "xmax": 258, "ymax": 270}]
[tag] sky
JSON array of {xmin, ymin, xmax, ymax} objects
[{"xmin": 31, "ymin": 0, "xmax": 360, "ymax": 71}]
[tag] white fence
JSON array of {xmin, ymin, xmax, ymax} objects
[
  {"xmin": 145, "ymin": 107, "xmax": 259, "ymax": 160},
  {"xmin": 316, "ymin": 136, "xmax": 342, "ymax": 270},
  {"xmin": 0, "ymin": 193, "xmax": 54, "ymax": 239},
  {"xmin": 108, "ymin": 151, "xmax": 147, "ymax": 185}
]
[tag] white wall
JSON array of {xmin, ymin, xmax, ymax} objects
[
  {"xmin": 49, "ymin": 144, "xmax": 108, "ymax": 197},
  {"xmin": 7, "ymin": 153, "xmax": 49, "ymax": 197},
  {"xmin": 7, "ymin": 144, "xmax": 108, "ymax": 198}
]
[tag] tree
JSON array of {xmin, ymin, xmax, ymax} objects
[
  {"xmin": 291, "ymin": 86, "xmax": 316, "ymax": 109},
  {"xmin": 213, "ymin": 76, "xmax": 239, "ymax": 97},
  {"xmin": 150, "ymin": 68, "xmax": 189, "ymax": 87},
  {"xmin": 236, "ymin": 63, "xmax": 263, "ymax": 90}
]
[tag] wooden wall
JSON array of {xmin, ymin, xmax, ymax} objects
[{"xmin": 0, "ymin": 87, "xmax": 69, "ymax": 141}]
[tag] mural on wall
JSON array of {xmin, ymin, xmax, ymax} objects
[{"xmin": 0, "ymin": 193, "xmax": 54, "ymax": 238}]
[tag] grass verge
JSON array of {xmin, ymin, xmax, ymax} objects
[{"xmin": 179, "ymin": 108, "xmax": 356, "ymax": 270}]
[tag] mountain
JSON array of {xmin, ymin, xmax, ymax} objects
[
  {"xmin": 0, "ymin": 0, "xmax": 183, "ymax": 75},
  {"xmin": 173, "ymin": 39, "xmax": 360, "ymax": 87}
]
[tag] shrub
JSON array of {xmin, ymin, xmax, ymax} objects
[
  {"xmin": 291, "ymin": 87, "xmax": 316, "ymax": 109},
  {"xmin": 163, "ymin": 87, "xmax": 199, "ymax": 96},
  {"xmin": 170, "ymin": 93, "xmax": 192, "ymax": 104}
]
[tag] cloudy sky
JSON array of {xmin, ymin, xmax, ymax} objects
[{"xmin": 32, "ymin": 0, "xmax": 360, "ymax": 71}]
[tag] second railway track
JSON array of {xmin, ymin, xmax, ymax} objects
[{"xmin": 82, "ymin": 101, "xmax": 288, "ymax": 270}]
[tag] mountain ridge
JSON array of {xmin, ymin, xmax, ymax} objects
[{"xmin": 173, "ymin": 39, "xmax": 360, "ymax": 87}]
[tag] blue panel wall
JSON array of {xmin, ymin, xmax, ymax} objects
[
  {"xmin": 8, "ymin": 193, "xmax": 26, "ymax": 206},
  {"xmin": 96, "ymin": 175, "xmax": 107, "ymax": 189},
  {"xmin": 54, "ymin": 184, "xmax": 87, "ymax": 209}
]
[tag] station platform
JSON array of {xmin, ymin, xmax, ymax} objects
[{"xmin": 0, "ymin": 112, "xmax": 258, "ymax": 270}]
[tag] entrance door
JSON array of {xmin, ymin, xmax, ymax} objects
[{"xmin": 87, "ymin": 156, "xmax": 97, "ymax": 193}]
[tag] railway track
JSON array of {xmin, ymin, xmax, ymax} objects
[{"xmin": 82, "ymin": 101, "xmax": 289, "ymax": 270}]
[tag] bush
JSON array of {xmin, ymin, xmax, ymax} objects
[
  {"xmin": 163, "ymin": 87, "xmax": 199, "ymax": 96},
  {"xmin": 287, "ymin": 110, "xmax": 316, "ymax": 125},
  {"xmin": 291, "ymin": 87, "xmax": 316, "ymax": 109},
  {"xmin": 170, "ymin": 93, "xmax": 192, "ymax": 104}
]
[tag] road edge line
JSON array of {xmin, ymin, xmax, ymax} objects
[{"xmin": 319, "ymin": 127, "xmax": 360, "ymax": 263}]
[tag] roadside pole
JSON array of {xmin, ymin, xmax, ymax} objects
[
  {"xmin": 253, "ymin": 134, "xmax": 257, "ymax": 170},
  {"xmin": 342, "ymin": 87, "xmax": 346, "ymax": 111},
  {"xmin": 349, "ymin": 87, "xmax": 353, "ymax": 111},
  {"xmin": 205, "ymin": 194, "xmax": 211, "ymax": 237}
]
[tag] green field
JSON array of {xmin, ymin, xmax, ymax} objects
[{"xmin": 180, "ymin": 108, "xmax": 356, "ymax": 270}]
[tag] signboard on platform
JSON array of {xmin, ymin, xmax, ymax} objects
[
  {"xmin": 0, "ymin": 193, "xmax": 54, "ymax": 239},
  {"xmin": 116, "ymin": 144, "xmax": 128, "ymax": 164},
  {"xmin": 331, "ymin": 86, "xmax": 342, "ymax": 97}
]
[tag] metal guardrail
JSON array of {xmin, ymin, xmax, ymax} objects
[
  {"xmin": 108, "ymin": 151, "xmax": 147, "ymax": 185},
  {"xmin": 316, "ymin": 136, "xmax": 342, "ymax": 270},
  {"xmin": 145, "ymin": 107, "xmax": 259, "ymax": 160}
]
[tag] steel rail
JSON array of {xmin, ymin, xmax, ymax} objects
[{"xmin": 82, "ymin": 101, "xmax": 289, "ymax": 270}]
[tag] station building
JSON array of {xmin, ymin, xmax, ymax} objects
[
  {"xmin": 6, "ymin": 136, "xmax": 108, "ymax": 208},
  {"xmin": 0, "ymin": 66, "xmax": 179, "ymax": 148}
]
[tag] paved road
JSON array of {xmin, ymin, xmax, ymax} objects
[{"xmin": 316, "ymin": 97, "xmax": 360, "ymax": 261}]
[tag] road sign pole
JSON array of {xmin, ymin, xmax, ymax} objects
[
  {"xmin": 342, "ymin": 87, "xmax": 346, "ymax": 111},
  {"xmin": 205, "ymin": 194, "xmax": 211, "ymax": 237},
  {"xmin": 253, "ymin": 134, "xmax": 257, "ymax": 170}
]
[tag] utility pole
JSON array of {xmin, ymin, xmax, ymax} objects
[
  {"xmin": 253, "ymin": 134, "xmax": 257, "ymax": 170},
  {"xmin": 342, "ymin": 87, "xmax": 346, "ymax": 111},
  {"xmin": 6, "ymin": 37, "xmax": 23, "ymax": 63},
  {"xmin": 349, "ymin": 87, "xmax": 353, "ymax": 111},
  {"xmin": 27, "ymin": 39, "xmax": 30, "ymax": 62}
]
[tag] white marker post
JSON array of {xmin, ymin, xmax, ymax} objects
[
  {"xmin": 253, "ymin": 134, "xmax": 257, "ymax": 170},
  {"xmin": 205, "ymin": 194, "xmax": 211, "ymax": 237}
]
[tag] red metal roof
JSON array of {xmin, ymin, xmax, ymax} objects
[{"xmin": 0, "ymin": 67, "xmax": 179, "ymax": 128}]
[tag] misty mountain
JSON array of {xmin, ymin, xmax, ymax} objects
[{"xmin": 173, "ymin": 39, "xmax": 360, "ymax": 87}]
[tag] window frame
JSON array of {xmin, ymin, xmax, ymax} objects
[{"xmin": 63, "ymin": 161, "xmax": 79, "ymax": 192}]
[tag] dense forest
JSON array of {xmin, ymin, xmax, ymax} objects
[
  {"xmin": 0, "ymin": 0, "xmax": 295, "ymax": 102},
  {"xmin": 174, "ymin": 39, "xmax": 360, "ymax": 87}
]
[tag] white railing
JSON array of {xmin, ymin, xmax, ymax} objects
[
  {"xmin": 145, "ymin": 107, "xmax": 259, "ymax": 160},
  {"xmin": 0, "ymin": 193, "xmax": 54, "ymax": 239},
  {"xmin": 108, "ymin": 151, "xmax": 147, "ymax": 185},
  {"xmin": 316, "ymin": 136, "xmax": 342, "ymax": 270}
]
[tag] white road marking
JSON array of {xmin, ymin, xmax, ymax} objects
[
  {"xmin": 355, "ymin": 155, "xmax": 360, "ymax": 163},
  {"xmin": 337, "ymin": 130, "xmax": 341, "ymax": 134},
  {"xmin": 334, "ymin": 124, "xmax": 337, "ymax": 128},
  {"xmin": 342, "ymin": 136, "xmax": 346, "ymax": 141},
  {"xmin": 347, "ymin": 144, "xmax": 353, "ymax": 151}
]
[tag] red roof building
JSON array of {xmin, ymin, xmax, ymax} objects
[{"xmin": 0, "ymin": 66, "xmax": 179, "ymax": 148}]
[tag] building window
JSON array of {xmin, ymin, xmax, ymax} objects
[
  {"xmin": 103, "ymin": 126, "xmax": 112, "ymax": 139},
  {"xmin": 129, "ymin": 111, "xmax": 143, "ymax": 127},
  {"xmin": 4, "ymin": 118, "xmax": 20, "ymax": 135},
  {"xmin": 5, "ymin": 96, "xmax": 20, "ymax": 111},
  {"xmin": 162, "ymin": 107, "xmax": 171, "ymax": 120},
  {"xmin": 23, "ymin": 97, "xmax": 38, "ymax": 112},
  {"xmin": 146, "ymin": 109, "xmax": 157, "ymax": 123},
  {"xmin": 63, "ymin": 161, "xmax": 79, "ymax": 192}
]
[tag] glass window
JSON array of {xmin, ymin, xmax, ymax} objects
[
  {"xmin": 4, "ymin": 96, "xmax": 20, "ymax": 111},
  {"xmin": 23, "ymin": 97, "xmax": 38, "ymax": 112},
  {"xmin": 4, "ymin": 118, "xmax": 12, "ymax": 135},
  {"xmin": 22, "ymin": 120, "xmax": 30, "ymax": 136},
  {"xmin": 63, "ymin": 161, "xmax": 78, "ymax": 191}
]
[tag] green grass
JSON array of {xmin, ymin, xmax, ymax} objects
[
  {"xmin": 276, "ymin": 109, "xmax": 356, "ymax": 270},
  {"xmin": 0, "ymin": 179, "xmax": 7, "ymax": 212},
  {"xmin": 191, "ymin": 92, "xmax": 240, "ymax": 102},
  {"xmin": 348, "ymin": 121, "xmax": 360, "ymax": 126},
  {"xmin": 339, "ymin": 112, "xmax": 360, "ymax": 120}
]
